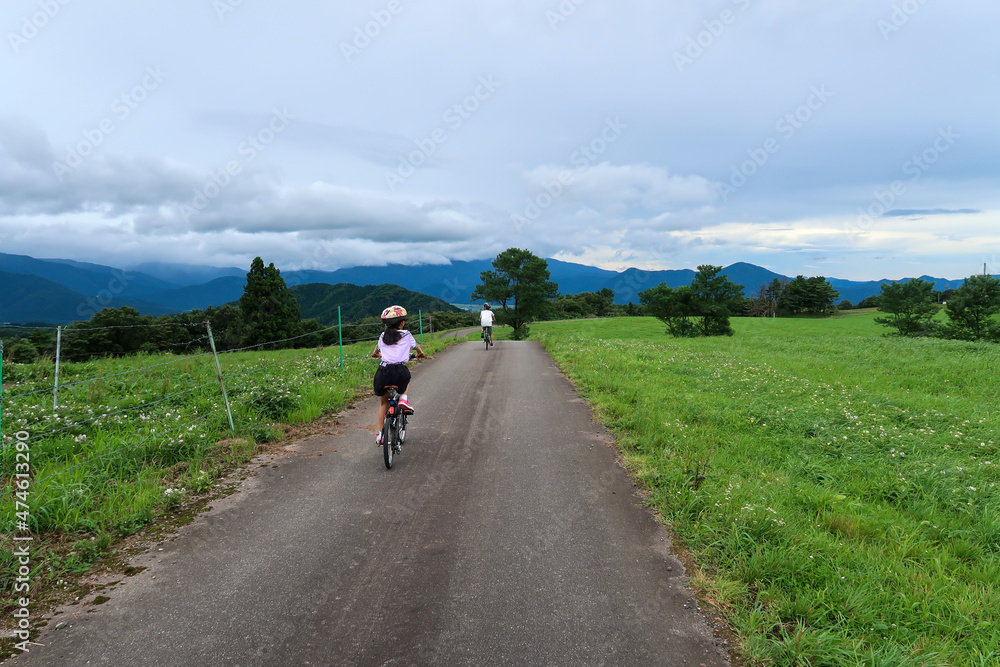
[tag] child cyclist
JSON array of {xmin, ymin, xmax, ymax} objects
[
  {"xmin": 371, "ymin": 305, "xmax": 425, "ymax": 445},
  {"xmin": 480, "ymin": 302, "xmax": 495, "ymax": 346}
]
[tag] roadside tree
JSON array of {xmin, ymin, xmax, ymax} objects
[{"xmin": 471, "ymin": 248, "xmax": 559, "ymax": 339}]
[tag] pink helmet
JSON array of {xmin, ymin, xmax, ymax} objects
[{"xmin": 381, "ymin": 305, "xmax": 407, "ymax": 320}]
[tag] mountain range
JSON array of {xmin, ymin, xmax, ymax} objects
[{"xmin": 0, "ymin": 252, "xmax": 987, "ymax": 325}]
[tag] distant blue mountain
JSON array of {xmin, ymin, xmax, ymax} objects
[
  {"xmin": 0, "ymin": 251, "xmax": 990, "ymax": 324},
  {"xmin": 132, "ymin": 276, "xmax": 247, "ymax": 311},
  {"xmin": 0, "ymin": 253, "xmax": 175, "ymax": 297},
  {"xmin": 126, "ymin": 261, "xmax": 245, "ymax": 287},
  {"xmin": 0, "ymin": 270, "xmax": 175, "ymax": 324}
]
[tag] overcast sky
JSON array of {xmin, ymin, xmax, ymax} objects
[{"xmin": 1, "ymin": 0, "xmax": 998, "ymax": 281}]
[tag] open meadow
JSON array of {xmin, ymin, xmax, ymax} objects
[
  {"xmin": 533, "ymin": 315, "xmax": 999, "ymax": 666},
  {"xmin": 0, "ymin": 327, "xmax": 456, "ymax": 632}
]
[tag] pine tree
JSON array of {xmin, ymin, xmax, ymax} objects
[{"xmin": 239, "ymin": 257, "xmax": 302, "ymax": 348}]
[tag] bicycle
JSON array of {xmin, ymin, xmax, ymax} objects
[
  {"xmin": 380, "ymin": 385, "xmax": 409, "ymax": 469},
  {"xmin": 483, "ymin": 327, "xmax": 493, "ymax": 350}
]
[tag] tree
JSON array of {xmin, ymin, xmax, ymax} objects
[
  {"xmin": 764, "ymin": 278, "xmax": 786, "ymax": 318},
  {"xmin": 873, "ymin": 279, "xmax": 938, "ymax": 337},
  {"xmin": 856, "ymin": 295, "xmax": 880, "ymax": 309},
  {"xmin": 640, "ymin": 283, "xmax": 698, "ymax": 337},
  {"xmin": 640, "ymin": 265, "xmax": 745, "ymax": 337},
  {"xmin": 942, "ymin": 275, "xmax": 1000, "ymax": 341},
  {"xmin": 239, "ymin": 257, "xmax": 302, "ymax": 348},
  {"xmin": 778, "ymin": 276, "xmax": 839, "ymax": 315},
  {"xmin": 4, "ymin": 339, "xmax": 38, "ymax": 363},
  {"xmin": 471, "ymin": 248, "xmax": 559, "ymax": 339},
  {"xmin": 64, "ymin": 306, "xmax": 150, "ymax": 358}
]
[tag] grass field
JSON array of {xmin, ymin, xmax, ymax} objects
[
  {"xmin": 533, "ymin": 315, "xmax": 999, "ymax": 666},
  {"xmin": 0, "ymin": 328, "xmax": 455, "ymax": 627}
]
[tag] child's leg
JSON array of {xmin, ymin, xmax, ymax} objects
[{"xmin": 377, "ymin": 394, "xmax": 390, "ymax": 429}]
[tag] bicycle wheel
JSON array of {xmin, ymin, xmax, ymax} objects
[
  {"xmin": 398, "ymin": 414, "xmax": 407, "ymax": 444},
  {"xmin": 485, "ymin": 331, "xmax": 490, "ymax": 350},
  {"xmin": 382, "ymin": 418, "xmax": 395, "ymax": 469}
]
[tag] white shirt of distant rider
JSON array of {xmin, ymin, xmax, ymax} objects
[{"xmin": 480, "ymin": 309, "xmax": 495, "ymax": 327}]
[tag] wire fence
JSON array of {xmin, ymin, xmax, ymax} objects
[{"xmin": 0, "ymin": 309, "xmax": 438, "ymax": 499}]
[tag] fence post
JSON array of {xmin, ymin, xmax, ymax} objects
[
  {"xmin": 53, "ymin": 326, "xmax": 62, "ymax": 410},
  {"xmin": 0, "ymin": 340, "xmax": 4, "ymax": 446},
  {"xmin": 205, "ymin": 322, "xmax": 235, "ymax": 433},
  {"xmin": 419, "ymin": 310, "xmax": 423, "ymax": 345},
  {"xmin": 338, "ymin": 306, "xmax": 344, "ymax": 371}
]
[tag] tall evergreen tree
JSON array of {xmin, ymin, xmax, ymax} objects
[
  {"xmin": 471, "ymin": 248, "xmax": 559, "ymax": 339},
  {"xmin": 239, "ymin": 257, "xmax": 302, "ymax": 348}
]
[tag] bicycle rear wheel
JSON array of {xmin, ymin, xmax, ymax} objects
[{"xmin": 382, "ymin": 418, "xmax": 395, "ymax": 469}]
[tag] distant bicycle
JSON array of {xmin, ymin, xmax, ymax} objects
[
  {"xmin": 483, "ymin": 326, "xmax": 493, "ymax": 350},
  {"xmin": 380, "ymin": 385, "xmax": 409, "ymax": 469}
]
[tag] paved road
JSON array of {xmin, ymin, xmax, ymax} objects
[{"xmin": 13, "ymin": 341, "xmax": 730, "ymax": 666}]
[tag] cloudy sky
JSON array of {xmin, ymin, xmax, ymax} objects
[{"xmin": 1, "ymin": 0, "xmax": 998, "ymax": 281}]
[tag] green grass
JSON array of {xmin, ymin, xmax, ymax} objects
[
  {"xmin": 0, "ymin": 330, "xmax": 457, "ymax": 615},
  {"xmin": 533, "ymin": 315, "xmax": 1000, "ymax": 667}
]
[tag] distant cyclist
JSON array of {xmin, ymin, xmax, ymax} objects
[
  {"xmin": 480, "ymin": 302, "xmax": 495, "ymax": 347},
  {"xmin": 371, "ymin": 305, "xmax": 425, "ymax": 445}
]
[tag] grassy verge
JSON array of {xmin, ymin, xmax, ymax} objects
[
  {"xmin": 533, "ymin": 316, "xmax": 999, "ymax": 666},
  {"xmin": 0, "ymin": 331, "xmax": 458, "ymax": 649}
]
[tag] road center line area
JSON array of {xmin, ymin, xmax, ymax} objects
[{"xmin": 11, "ymin": 341, "xmax": 730, "ymax": 666}]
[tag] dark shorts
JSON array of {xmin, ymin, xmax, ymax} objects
[{"xmin": 373, "ymin": 363, "xmax": 411, "ymax": 396}]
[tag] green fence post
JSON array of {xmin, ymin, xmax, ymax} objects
[
  {"xmin": 338, "ymin": 306, "xmax": 344, "ymax": 371},
  {"xmin": 419, "ymin": 310, "xmax": 423, "ymax": 345}
]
